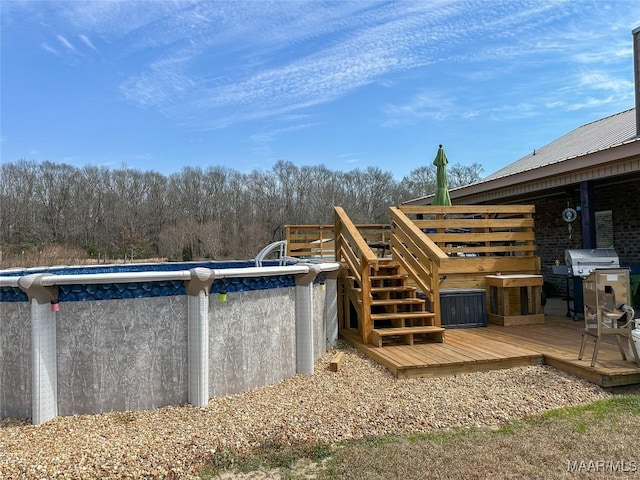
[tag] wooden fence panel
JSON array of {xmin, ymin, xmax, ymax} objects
[{"xmin": 395, "ymin": 205, "xmax": 540, "ymax": 290}]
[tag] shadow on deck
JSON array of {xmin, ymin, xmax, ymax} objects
[{"xmin": 341, "ymin": 298, "xmax": 640, "ymax": 388}]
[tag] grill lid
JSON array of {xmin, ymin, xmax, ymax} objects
[{"xmin": 564, "ymin": 248, "xmax": 620, "ymax": 277}]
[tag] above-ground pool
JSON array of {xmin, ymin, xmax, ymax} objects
[{"xmin": 0, "ymin": 260, "xmax": 340, "ymax": 424}]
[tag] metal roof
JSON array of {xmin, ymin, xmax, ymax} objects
[
  {"xmin": 483, "ymin": 108, "xmax": 637, "ymax": 181},
  {"xmin": 404, "ymin": 108, "xmax": 640, "ymax": 205}
]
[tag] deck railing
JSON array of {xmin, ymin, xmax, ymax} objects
[
  {"xmin": 398, "ymin": 205, "xmax": 537, "ymax": 256},
  {"xmin": 285, "ymin": 225, "xmax": 336, "ymax": 259},
  {"xmin": 396, "ymin": 205, "xmax": 540, "ymax": 289},
  {"xmin": 285, "ymin": 224, "xmax": 390, "ymax": 259}
]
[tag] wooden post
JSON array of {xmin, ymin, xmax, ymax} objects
[
  {"xmin": 432, "ymin": 261, "xmax": 442, "ymax": 328},
  {"xmin": 334, "ymin": 210, "xmax": 344, "ymax": 333},
  {"xmin": 361, "ymin": 256, "xmax": 372, "ymax": 344},
  {"xmin": 286, "ymin": 226, "xmax": 291, "ymax": 256},
  {"xmin": 329, "ymin": 352, "xmax": 345, "ymax": 372}
]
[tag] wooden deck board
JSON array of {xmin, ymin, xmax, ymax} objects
[
  {"xmin": 433, "ymin": 341, "xmax": 491, "ymax": 361},
  {"xmin": 442, "ymin": 338, "xmax": 510, "ymax": 361},
  {"xmin": 406, "ymin": 345, "xmax": 475, "ymax": 365},
  {"xmin": 384, "ymin": 346, "xmax": 432, "ymax": 366},
  {"xmin": 341, "ymin": 314, "xmax": 640, "ymax": 387},
  {"xmin": 444, "ymin": 335, "xmax": 535, "ymax": 360},
  {"xmin": 446, "ymin": 330, "xmax": 540, "ymax": 358}
]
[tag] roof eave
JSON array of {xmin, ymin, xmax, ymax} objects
[{"xmin": 403, "ymin": 138, "xmax": 640, "ymax": 205}]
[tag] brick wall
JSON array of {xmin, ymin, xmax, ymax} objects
[
  {"xmin": 592, "ymin": 180, "xmax": 640, "ymax": 263},
  {"xmin": 531, "ymin": 194, "xmax": 580, "ymax": 297},
  {"xmin": 514, "ymin": 179, "xmax": 640, "ymax": 297}
]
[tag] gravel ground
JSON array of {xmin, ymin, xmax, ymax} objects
[{"xmin": 0, "ymin": 344, "xmax": 612, "ymax": 479}]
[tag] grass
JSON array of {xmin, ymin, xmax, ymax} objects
[
  {"xmin": 0, "ymin": 243, "xmax": 168, "ymax": 269},
  {"xmin": 200, "ymin": 442, "xmax": 334, "ymax": 479},
  {"xmin": 201, "ymin": 394, "xmax": 640, "ymax": 479}
]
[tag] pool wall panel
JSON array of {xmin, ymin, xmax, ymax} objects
[
  {"xmin": 56, "ymin": 296, "xmax": 188, "ymax": 416},
  {"xmin": 0, "ymin": 302, "xmax": 32, "ymax": 418},
  {"xmin": 208, "ymin": 288, "xmax": 296, "ymax": 397}
]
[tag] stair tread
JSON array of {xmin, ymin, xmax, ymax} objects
[
  {"xmin": 378, "ymin": 260, "xmax": 400, "ymax": 267},
  {"xmin": 370, "ymin": 286, "xmax": 416, "ymax": 292},
  {"xmin": 371, "ymin": 298, "xmax": 424, "ymax": 305},
  {"xmin": 371, "ymin": 312, "xmax": 435, "ymax": 320},
  {"xmin": 372, "ymin": 326, "xmax": 445, "ymax": 336},
  {"xmin": 354, "ymin": 286, "xmax": 416, "ymax": 294},
  {"xmin": 370, "ymin": 274, "xmax": 408, "ymax": 280}
]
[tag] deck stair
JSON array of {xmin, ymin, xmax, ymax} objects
[{"xmin": 348, "ymin": 259, "xmax": 444, "ymax": 347}]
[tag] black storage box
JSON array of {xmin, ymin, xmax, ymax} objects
[
  {"xmin": 421, "ymin": 288, "xmax": 487, "ymax": 328},
  {"xmin": 440, "ymin": 288, "xmax": 487, "ymax": 328}
]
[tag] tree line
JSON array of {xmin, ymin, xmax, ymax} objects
[{"xmin": 0, "ymin": 159, "xmax": 482, "ymax": 263}]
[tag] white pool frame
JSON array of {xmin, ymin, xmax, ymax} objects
[{"xmin": 0, "ymin": 262, "xmax": 340, "ymax": 424}]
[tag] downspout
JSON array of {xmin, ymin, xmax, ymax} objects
[{"xmin": 633, "ymin": 26, "xmax": 640, "ymax": 137}]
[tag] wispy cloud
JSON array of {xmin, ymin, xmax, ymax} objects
[
  {"xmin": 9, "ymin": 0, "xmax": 640, "ymax": 133},
  {"xmin": 78, "ymin": 34, "xmax": 97, "ymax": 51},
  {"xmin": 563, "ymin": 96, "xmax": 617, "ymax": 111},
  {"xmin": 337, "ymin": 153, "xmax": 363, "ymax": 165},
  {"xmin": 487, "ymin": 102, "xmax": 540, "ymax": 121},
  {"xmin": 249, "ymin": 122, "xmax": 322, "ymax": 145},
  {"xmin": 41, "ymin": 43, "xmax": 59, "ymax": 55},
  {"xmin": 575, "ymin": 71, "xmax": 633, "ymax": 94},
  {"xmin": 541, "ymin": 69, "xmax": 634, "ymax": 113},
  {"xmin": 572, "ymin": 45, "xmax": 631, "ymax": 65},
  {"xmin": 117, "ymin": 1, "xmax": 462, "ymax": 128},
  {"xmin": 462, "ymin": 111, "xmax": 480, "ymax": 119},
  {"xmin": 382, "ymin": 92, "xmax": 456, "ymax": 126},
  {"xmin": 56, "ymin": 34, "xmax": 76, "ymax": 51},
  {"xmin": 380, "ymin": 1, "xmax": 639, "ymax": 127}
]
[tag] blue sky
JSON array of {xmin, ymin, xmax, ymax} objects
[{"xmin": 2, "ymin": 1, "xmax": 639, "ymax": 180}]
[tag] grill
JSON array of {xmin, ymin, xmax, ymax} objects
[
  {"xmin": 564, "ymin": 248, "xmax": 620, "ymax": 278},
  {"xmin": 551, "ymin": 249, "xmax": 620, "ymax": 319}
]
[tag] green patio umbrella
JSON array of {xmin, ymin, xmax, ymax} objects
[{"xmin": 432, "ymin": 144, "xmax": 452, "ymax": 206}]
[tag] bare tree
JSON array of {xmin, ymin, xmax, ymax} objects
[
  {"xmin": 0, "ymin": 160, "xmax": 41, "ymax": 245},
  {"xmin": 449, "ymin": 162, "xmax": 484, "ymax": 187},
  {"xmin": 33, "ymin": 162, "xmax": 78, "ymax": 244},
  {"xmin": 0, "ymin": 157, "xmax": 484, "ymax": 265},
  {"xmin": 399, "ymin": 165, "xmax": 437, "ymax": 200},
  {"xmin": 399, "ymin": 162, "xmax": 483, "ymax": 201}
]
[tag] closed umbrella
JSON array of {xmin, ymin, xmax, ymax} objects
[{"xmin": 432, "ymin": 144, "xmax": 452, "ymax": 206}]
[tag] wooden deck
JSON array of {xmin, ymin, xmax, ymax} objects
[{"xmin": 342, "ymin": 311, "xmax": 640, "ymax": 388}]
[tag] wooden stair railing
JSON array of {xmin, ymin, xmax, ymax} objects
[
  {"xmin": 335, "ymin": 207, "xmax": 445, "ymax": 347},
  {"xmin": 328, "ymin": 204, "xmax": 541, "ymax": 347},
  {"xmin": 334, "ymin": 207, "xmax": 379, "ymax": 344},
  {"xmin": 389, "ymin": 207, "xmax": 449, "ymax": 331}
]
